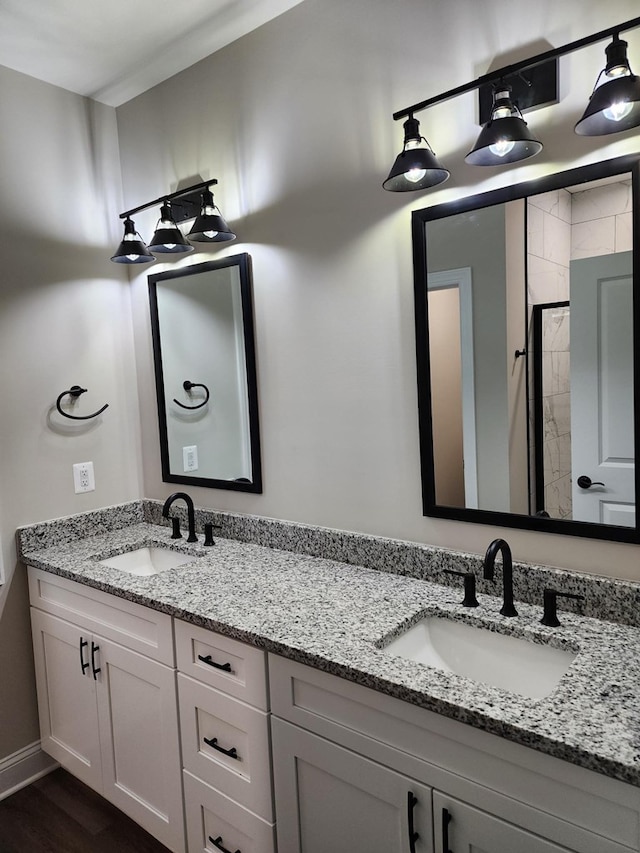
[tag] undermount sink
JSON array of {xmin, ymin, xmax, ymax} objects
[
  {"xmin": 382, "ymin": 616, "xmax": 577, "ymax": 700},
  {"xmin": 98, "ymin": 546, "xmax": 195, "ymax": 577}
]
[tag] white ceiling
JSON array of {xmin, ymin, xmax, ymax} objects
[{"xmin": 0, "ymin": 0, "xmax": 306, "ymax": 106}]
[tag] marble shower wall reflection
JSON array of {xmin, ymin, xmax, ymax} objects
[{"xmin": 527, "ymin": 176, "xmax": 633, "ymax": 519}]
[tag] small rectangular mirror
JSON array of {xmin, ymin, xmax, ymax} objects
[{"xmin": 149, "ymin": 254, "xmax": 262, "ymax": 492}]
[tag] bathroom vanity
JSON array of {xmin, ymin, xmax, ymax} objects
[{"xmin": 17, "ymin": 501, "xmax": 640, "ymax": 853}]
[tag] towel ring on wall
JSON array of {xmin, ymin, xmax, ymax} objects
[
  {"xmin": 173, "ymin": 380, "xmax": 210, "ymax": 410},
  {"xmin": 56, "ymin": 385, "xmax": 109, "ymax": 420}
]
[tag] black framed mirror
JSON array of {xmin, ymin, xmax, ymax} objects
[
  {"xmin": 412, "ymin": 155, "xmax": 639, "ymax": 542},
  {"xmin": 149, "ymin": 254, "xmax": 262, "ymax": 492}
]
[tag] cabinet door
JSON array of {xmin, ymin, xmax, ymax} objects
[
  {"xmin": 30, "ymin": 608, "xmax": 102, "ymax": 791},
  {"xmin": 94, "ymin": 635, "xmax": 184, "ymax": 853},
  {"xmin": 272, "ymin": 717, "xmax": 433, "ymax": 853},
  {"xmin": 433, "ymin": 792, "xmax": 574, "ymax": 853}
]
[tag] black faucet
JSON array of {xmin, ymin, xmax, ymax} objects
[
  {"xmin": 483, "ymin": 538, "xmax": 517, "ymax": 617},
  {"xmin": 162, "ymin": 492, "xmax": 198, "ymax": 543}
]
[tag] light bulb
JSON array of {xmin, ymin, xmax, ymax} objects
[
  {"xmin": 404, "ymin": 138, "xmax": 427, "ymax": 183},
  {"xmin": 603, "ymin": 100, "xmax": 633, "ymax": 121},
  {"xmin": 203, "ymin": 230, "xmax": 218, "ymax": 239},
  {"xmin": 492, "ymin": 105, "xmax": 512, "ymax": 120},
  {"xmin": 165, "ymin": 243, "xmax": 177, "ymax": 250},
  {"xmin": 489, "ymin": 138, "xmax": 515, "ymax": 157},
  {"xmin": 123, "ymin": 231, "xmax": 141, "ymax": 260}
]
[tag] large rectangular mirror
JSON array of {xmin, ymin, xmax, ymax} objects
[
  {"xmin": 413, "ymin": 155, "xmax": 639, "ymax": 542},
  {"xmin": 149, "ymin": 254, "xmax": 262, "ymax": 492}
]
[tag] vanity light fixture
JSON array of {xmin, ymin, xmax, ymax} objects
[
  {"xmin": 110, "ymin": 217, "xmax": 156, "ymax": 264},
  {"xmin": 575, "ymin": 34, "xmax": 640, "ymax": 135},
  {"xmin": 188, "ymin": 188, "xmax": 236, "ymax": 242},
  {"xmin": 110, "ymin": 178, "xmax": 235, "ymax": 264},
  {"xmin": 384, "ymin": 15, "xmax": 640, "ymax": 191},
  {"xmin": 465, "ymin": 85, "xmax": 543, "ymax": 166},
  {"xmin": 382, "ymin": 115, "xmax": 450, "ymax": 191},
  {"xmin": 148, "ymin": 201, "xmax": 194, "ymax": 254}
]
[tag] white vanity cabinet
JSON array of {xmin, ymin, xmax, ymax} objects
[
  {"xmin": 269, "ymin": 655, "xmax": 640, "ymax": 853},
  {"xmin": 28, "ymin": 568, "xmax": 184, "ymax": 853},
  {"xmin": 175, "ymin": 619, "xmax": 276, "ymax": 853}
]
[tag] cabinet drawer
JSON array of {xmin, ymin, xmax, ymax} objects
[
  {"xmin": 183, "ymin": 770, "xmax": 275, "ymax": 853},
  {"xmin": 178, "ymin": 673, "xmax": 273, "ymax": 820},
  {"xmin": 28, "ymin": 567, "xmax": 174, "ymax": 665},
  {"xmin": 176, "ymin": 619, "xmax": 268, "ymax": 709}
]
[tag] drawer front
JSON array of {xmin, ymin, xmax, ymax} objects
[
  {"xmin": 178, "ymin": 673, "xmax": 273, "ymax": 820},
  {"xmin": 175, "ymin": 619, "xmax": 268, "ymax": 709},
  {"xmin": 183, "ymin": 770, "xmax": 275, "ymax": 853},
  {"xmin": 28, "ymin": 567, "xmax": 174, "ymax": 665}
]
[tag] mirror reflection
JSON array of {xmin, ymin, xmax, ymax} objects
[
  {"xmin": 149, "ymin": 254, "xmax": 262, "ymax": 492},
  {"xmin": 413, "ymin": 156, "xmax": 638, "ymax": 542}
]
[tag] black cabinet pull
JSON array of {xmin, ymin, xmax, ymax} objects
[
  {"xmin": 79, "ymin": 637, "xmax": 90, "ymax": 674},
  {"xmin": 442, "ymin": 807, "xmax": 453, "ymax": 853},
  {"xmin": 407, "ymin": 791, "xmax": 420, "ymax": 852},
  {"xmin": 203, "ymin": 736, "xmax": 239, "ymax": 760},
  {"xmin": 198, "ymin": 654, "xmax": 233, "ymax": 673},
  {"xmin": 90, "ymin": 641, "xmax": 101, "ymax": 680},
  {"xmin": 208, "ymin": 836, "xmax": 240, "ymax": 853}
]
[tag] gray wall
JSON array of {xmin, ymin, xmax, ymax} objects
[
  {"xmin": 426, "ymin": 204, "xmax": 510, "ymax": 512},
  {"xmin": 0, "ymin": 67, "xmax": 140, "ymax": 760},
  {"xmin": 117, "ymin": 0, "xmax": 640, "ymax": 578}
]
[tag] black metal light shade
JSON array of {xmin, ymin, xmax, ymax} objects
[
  {"xmin": 110, "ymin": 218, "xmax": 156, "ymax": 265},
  {"xmin": 188, "ymin": 190, "xmax": 236, "ymax": 242},
  {"xmin": 575, "ymin": 36, "xmax": 640, "ymax": 136},
  {"xmin": 148, "ymin": 202, "xmax": 194, "ymax": 254},
  {"xmin": 465, "ymin": 87, "xmax": 543, "ymax": 166},
  {"xmin": 383, "ymin": 116, "xmax": 449, "ymax": 192}
]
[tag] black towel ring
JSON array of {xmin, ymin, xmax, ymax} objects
[
  {"xmin": 173, "ymin": 380, "xmax": 210, "ymax": 410},
  {"xmin": 56, "ymin": 385, "xmax": 109, "ymax": 420}
]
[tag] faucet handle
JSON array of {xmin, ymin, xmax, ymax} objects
[
  {"xmin": 540, "ymin": 588, "xmax": 585, "ymax": 627},
  {"xmin": 170, "ymin": 517, "xmax": 182, "ymax": 540},
  {"xmin": 204, "ymin": 522, "xmax": 223, "ymax": 546},
  {"xmin": 443, "ymin": 569, "xmax": 479, "ymax": 608}
]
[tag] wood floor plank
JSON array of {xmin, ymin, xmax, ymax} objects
[{"xmin": 0, "ymin": 768, "xmax": 172, "ymax": 853}]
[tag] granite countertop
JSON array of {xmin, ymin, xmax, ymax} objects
[{"xmin": 18, "ymin": 515, "xmax": 640, "ymax": 789}]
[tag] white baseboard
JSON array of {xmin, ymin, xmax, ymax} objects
[{"xmin": 0, "ymin": 741, "xmax": 58, "ymax": 801}]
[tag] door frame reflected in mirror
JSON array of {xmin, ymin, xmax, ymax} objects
[
  {"xmin": 148, "ymin": 254, "xmax": 262, "ymax": 493},
  {"xmin": 412, "ymin": 154, "xmax": 640, "ymax": 543}
]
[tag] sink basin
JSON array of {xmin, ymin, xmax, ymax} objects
[
  {"xmin": 382, "ymin": 616, "xmax": 576, "ymax": 700},
  {"xmin": 98, "ymin": 546, "xmax": 195, "ymax": 577}
]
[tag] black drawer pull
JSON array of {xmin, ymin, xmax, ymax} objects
[
  {"xmin": 209, "ymin": 836, "xmax": 240, "ymax": 853},
  {"xmin": 203, "ymin": 736, "xmax": 238, "ymax": 760},
  {"xmin": 407, "ymin": 791, "xmax": 420, "ymax": 852},
  {"xmin": 90, "ymin": 641, "xmax": 101, "ymax": 680},
  {"xmin": 79, "ymin": 637, "xmax": 90, "ymax": 674},
  {"xmin": 198, "ymin": 654, "xmax": 233, "ymax": 673},
  {"xmin": 442, "ymin": 807, "xmax": 453, "ymax": 853}
]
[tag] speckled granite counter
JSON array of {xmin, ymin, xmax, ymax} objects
[{"xmin": 16, "ymin": 501, "xmax": 640, "ymax": 789}]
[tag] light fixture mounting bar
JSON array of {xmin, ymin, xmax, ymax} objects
[
  {"xmin": 392, "ymin": 15, "xmax": 640, "ymax": 121},
  {"xmin": 118, "ymin": 178, "xmax": 218, "ymax": 220}
]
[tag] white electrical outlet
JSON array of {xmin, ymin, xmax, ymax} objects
[
  {"xmin": 73, "ymin": 461, "xmax": 95, "ymax": 494},
  {"xmin": 183, "ymin": 445, "xmax": 199, "ymax": 472}
]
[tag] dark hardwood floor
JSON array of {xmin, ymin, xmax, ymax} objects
[{"xmin": 0, "ymin": 768, "xmax": 172, "ymax": 853}]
